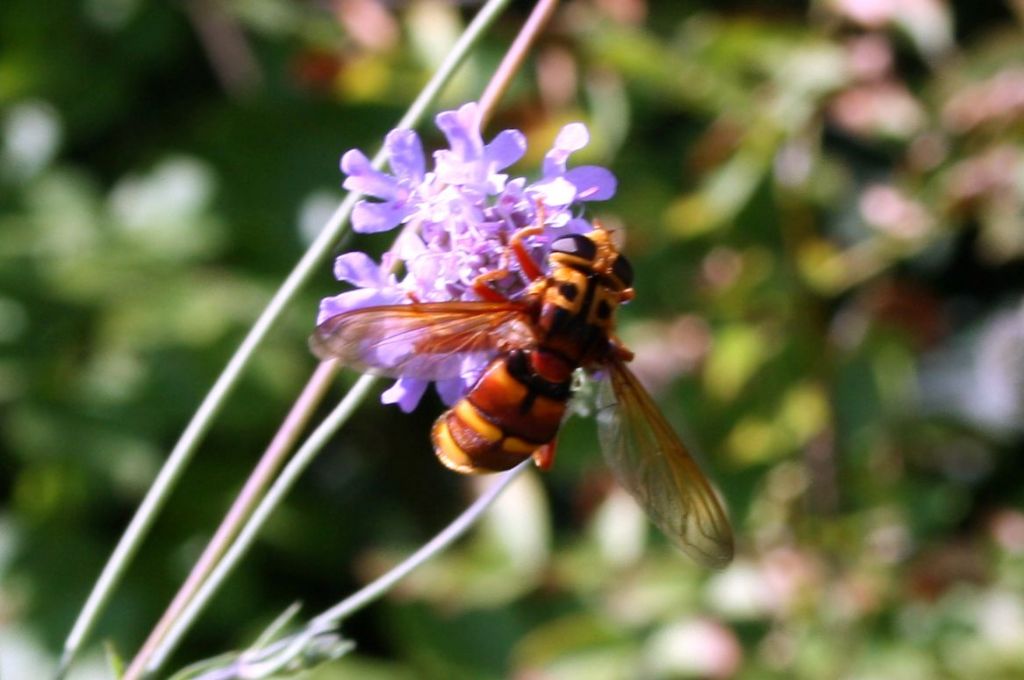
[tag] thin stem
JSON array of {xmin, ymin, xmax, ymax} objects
[
  {"xmin": 145, "ymin": 374, "xmax": 378, "ymax": 676},
  {"xmin": 121, "ymin": 360, "xmax": 339, "ymax": 680},
  {"xmin": 56, "ymin": 188, "xmax": 352, "ymax": 680},
  {"xmin": 477, "ymin": 0, "xmax": 560, "ymax": 126},
  {"xmin": 55, "ymin": 0, "xmax": 514, "ymax": 675},
  {"xmin": 183, "ymin": 460, "xmax": 531, "ymax": 680},
  {"xmin": 313, "ymin": 459, "xmax": 531, "ymax": 626}
]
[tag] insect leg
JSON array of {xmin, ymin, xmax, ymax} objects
[
  {"xmin": 508, "ymin": 200, "xmax": 551, "ymax": 279},
  {"xmin": 508, "ymin": 225, "xmax": 545, "ymax": 282},
  {"xmin": 472, "ymin": 269, "xmax": 512, "ymax": 302},
  {"xmin": 472, "ymin": 208, "xmax": 547, "ymax": 299},
  {"xmin": 609, "ymin": 338, "xmax": 635, "ymax": 362},
  {"xmin": 531, "ymin": 438, "xmax": 558, "ymax": 471}
]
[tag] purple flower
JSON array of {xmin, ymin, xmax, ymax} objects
[
  {"xmin": 433, "ymin": 104, "xmax": 525, "ymax": 195},
  {"xmin": 320, "ymin": 102, "xmax": 617, "ymax": 412},
  {"xmin": 538, "ymin": 123, "xmax": 617, "ymax": 202},
  {"xmin": 316, "ymin": 251, "xmax": 405, "ymax": 324},
  {"xmin": 340, "ymin": 130, "xmax": 426, "ymax": 233}
]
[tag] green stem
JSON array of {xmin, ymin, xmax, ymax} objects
[
  {"xmin": 312, "ymin": 459, "xmax": 531, "ymax": 626},
  {"xmin": 121, "ymin": 360, "xmax": 339, "ymax": 680},
  {"xmin": 56, "ymin": 175, "xmax": 358, "ymax": 680},
  {"xmin": 144, "ymin": 374, "xmax": 378, "ymax": 676},
  {"xmin": 177, "ymin": 460, "xmax": 531, "ymax": 679},
  {"xmin": 55, "ymin": 0, "xmax": 513, "ymax": 675}
]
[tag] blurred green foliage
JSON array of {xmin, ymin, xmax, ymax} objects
[{"xmin": 3, "ymin": 0, "xmax": 1024, "ymax": 678}]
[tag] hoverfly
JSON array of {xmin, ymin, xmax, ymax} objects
[{"xmin": 311, "ymin": 224, "xmax": 734, "ymax": 567}]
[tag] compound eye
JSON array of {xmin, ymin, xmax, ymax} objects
[
  {"xmin": 549, "ymin": 234, "xmax": 597, "ymax": 261},
  {"xmin": 612, "ymin": 255, "xmax": 634, "ymax": 287}
]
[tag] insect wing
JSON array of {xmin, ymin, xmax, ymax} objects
[
  {"xmin": 310, "ymin": 301, "xmax": 536, "ymax": 381},
  {"xmin": 597, "ymin": 358, "xmax": 734, "ymax": 567}
]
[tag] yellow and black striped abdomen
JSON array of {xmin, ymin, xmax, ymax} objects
[{"xmin": 431, "ymin": 351, "xmax": 569, "ymax": 473}]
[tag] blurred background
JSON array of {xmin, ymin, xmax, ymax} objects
[{"xmin": 3, "ymin": 0, "xmax": 1024, "ymax": 677}]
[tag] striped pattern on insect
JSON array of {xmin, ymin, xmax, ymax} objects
[{"xmin": 311, "ymin": 225, "xmax": 734, "ymax": 567}]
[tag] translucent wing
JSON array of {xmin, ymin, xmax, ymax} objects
[
  {"xmin": 597, "ymin": 357, "xmax": 734, "ymax": 567},
  {"xmin": 310, "ymin": 301, "xmax": 536, "ymax": 380}
]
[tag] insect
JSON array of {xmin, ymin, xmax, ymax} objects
[{"xmin": 311, "ymin": 224, "xmax": 734, "ymax": 567}]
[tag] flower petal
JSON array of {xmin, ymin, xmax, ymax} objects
[
  {"xmin": 529, "ymin": 176, "xmax": 578, "ymax": 207},
  {"xmin": 333, "ymin": 251, "xmax": 385, "ymax": 287},
  {"xmin": 564, "ymin": 166, "xmax": 617, "ymax": 201},
  {"xmin": 394, "ymin": 230, "xmax": 426, "ymax": 261},
  {"xmin": 382, "ymin": 377, "xmax": 429, "ymax": 413},
  {"xmin": 436, "ymin": 102, "xmax": 484, "ymax": 162},
  {"xmin": 432, "ymin": 152, "xmax": 479, "ymax": 187},
  {"xmin": 484, "ymin": 130, "xmax": 527, "ymax": 170},
  {"xmin": 351, "ymin": 200, "xmax": 409, "ymax": 233},
  {"xmin": 435, "ymin": 376, "xmax": 468, "ymax": 406},
  {"xmin": 385, "ymin": 129, "xmax": 426, "ymax": 181},
  {"xmin": 543, "ymin": 122, "xmax": 590, "ymax": 176},
  {"xmin": 341, "ymin": 150, "xmax": 398, "ymax": 199},
  {"xmin": 555, "ymin": 122, "xmax": 590, "ymax": 152}
]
